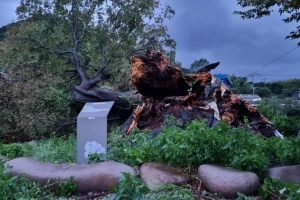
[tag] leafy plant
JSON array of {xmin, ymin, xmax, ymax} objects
[
  {"xmin": 257, "ymin": 98, "xmax": 300, "ymax": 137},
  {"xmin": 0, "ymin": 143, "xmax": 26, "ymax": 159},
  {"xmin": 236, "ymin": 192, "xmax": 257, "ymax": 200},
  {"xmin": 0, "ymin": 163, "xmax": 54, "ymax": 199},
  {"xmin": 108, "ymin": 121, "xmax": 269, "ymax": 179},
  {"xmin": 259, "ymin": 178, "xmax": 300, "ymax": 200},
  {"xmin": 88, "ymin": 153, "xmax": 105, "ymax": 164},
  {"xmin": 145, "ymin": 183, "xmax": 195, "ymax": 200},
  {"xmin": 55, "ymin": 177, "xmax": 77, "ymax": 197},
  {"xmin": 105, "ymin": 172, "xmax": 150, "ymax": 200}
]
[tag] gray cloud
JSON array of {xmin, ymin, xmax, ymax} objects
[{"xmin": 163, "ymin": 0, "xmax": 300, "ymax": 82}]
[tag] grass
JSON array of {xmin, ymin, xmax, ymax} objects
[{"xmin": 24, "ymin": 134, "xmax": 77, "ymax": 164}]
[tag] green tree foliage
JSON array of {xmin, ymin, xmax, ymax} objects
[
  {"xmin": 230, "ymin": 75, "xmax": 300, "ymax": 99},
  {"xmin": 234, "ymin": 0, "xmax": 300, "ymax": 45},
  {"xmin": 255, "ymin": 87, "xmax": 272, "ymax": 97},
  {"xmin": 189, "ymin": 58, "xmax": 209, "ymax": 73},
  {"xmin": 12, "ymin": 0, "xmax": 176, "ymax": 89},
  {"xmin": 229, "ymin": 75, "xmax": 251, "ymax": 94}
]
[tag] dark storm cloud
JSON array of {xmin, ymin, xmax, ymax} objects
[{"xmin": 163, "ymin": 0, "xmax": 300, "ymax": 81}]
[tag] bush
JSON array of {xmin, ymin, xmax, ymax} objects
[
  {"xmin": 259, "ymin": 178, "xmax": 300, "ymax": 199},
  {"xmin": 273, "ymin": 115, "xmax": 300, "ymax": 137},
  {"xmin": 108, "ymin": 120, "xmax": 300, "ymax": 180},
  {"xmin": 257, "ymin": 98, "xmax": 300, "ymax": 137},
  {"xmin": 105, "ymin": 172, "xmax": 150, "ymax": 200},
  {"xmin": 0, "ymin": 162, "xmax": 54, "ymax": 199},
  {"xmin": 108, "ymin": 121, "xmax": 270, "ymax": 179}
]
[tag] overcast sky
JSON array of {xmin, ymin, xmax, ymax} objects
[{"xmin": 1, "ymin": 0, "xmax": 299, "ymax": 83}]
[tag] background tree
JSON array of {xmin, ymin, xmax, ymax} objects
[
  {"xmin": 189, "ymin": 58, "xmax": 209, "ymax": 73},
  {"xmin": 234, "ymin": 0, "xmax": 300, "ymax": 45},
  {"xmin": 255, "ymin": 87, "xmax": 272, "ymax": 97},
  {"xmin": 229, "ymin": 75, "xmax": 251, "ymax": 94}
]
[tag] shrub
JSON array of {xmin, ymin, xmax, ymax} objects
[
  {"xmin": 257, "ymin": 98, "xmax": 300, "ymax": 137},
  {"xmin": 0, "ymin": 162, "xmax": 54, "ymax": 199},
  {"xmin": 108, "ymin": 121, "xmax": 270, "ymax": 179},
  {"xmin": 259, "ymin": 178, "xmax": 300, "ymax": 200},
  {"xmin": 105, "ymin": 172, "xmax": 150, "ymax": 200}
]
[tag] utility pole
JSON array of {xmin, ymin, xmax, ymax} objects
[
  {"xmin": 263, "ymin": 78, "xmax": 266, "ymax": 87},
  {"xmin": 249, "ymin": 71, "xmax": 259, "ymax": 95}
]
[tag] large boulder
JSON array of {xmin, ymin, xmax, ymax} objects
[
  {"xmin": 4, "ymin": 157, "xmax": 135, "ymax": 193},
  {"xmin": 198, "ymin": 164, "xmax": 260, "ymax": 198},
  {"xmin": 268, "ymin": 165, "xmax": 300, "ymax": 183},
  {"xmin": 140, "ymin": 162, "xmax": 190, "ymax": 190}
]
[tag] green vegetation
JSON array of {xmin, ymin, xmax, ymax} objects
[
  {"xmin": 230, "ymin": 75, "xmax": 300, "ymax": 99},
  {"xmin": 0, "ymin": 162, "xmax": 77, "ymax": 199},
  {"xmin": 189, "ymin": 58, "xmax": 210, "ymax": 73},
  {"xmin": 0, "ymin": 0, "xmax": 177, "ymax": 142},
  {"xmin": 107, "ymin": 120, "xmax": 300, "ymax": 179},
  {"xmin": 259, "ymin": 178, "xmax": 300, "ymax": 200},
  {"xmin": 0, "ymin": 25, "xmax": 7, "ymax": 41},
  {"xmin": 1, "ymin": 1, "xmax": 300, "ymax": 198},
  {"xmin": 105, "ymin": 172, "xmax": 150, "ymax": 200},
  {"xmin": 257, "ymin": 98, "xmax": 300, "ymax": 137},
  {"xmin": 0, "ymin": 134, "xmax": 76, "ymax": 163},
  {"xmin": 1, "ymin": 116, "xmax": 300, "ymax": 198}
]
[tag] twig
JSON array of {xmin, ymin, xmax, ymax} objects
[{"xmin": 260, "ymin": 186, "xmax": 281, "ymax": 199}]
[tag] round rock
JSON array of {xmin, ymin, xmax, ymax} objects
[
  {"xmin": 268, "ymin": 165, "xmax": 300, "ymax": 183},
  {"xmin": 140, "ymin": 162, "xmax": 189, "ymax": 190},
  {"xmin": 4, "ymin": 157, "xmax": 135, "ymax": 193},
  {"xmin": 198, "ymin": 164, "xmax": 260, "ymax": 198}
]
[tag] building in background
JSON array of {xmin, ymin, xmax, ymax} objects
[
  {"xmin": 213, "ymin": 74, "xmax": 233, "ymax": 89},
  {"xmin": 235, "ymin": 94, "xmax": 262, "ymax": 106},
  {"xmin": 292, "ymin": 91, "xmax": 300, "ymax": 100}
]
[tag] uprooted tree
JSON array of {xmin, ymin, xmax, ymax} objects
[
  {"xmin": 0, "ymin": 0, "xmax": 284, "ymax": 141},
  {"xmin": 121, "ymin": 50, "xmax": 283, "ymax": 138},
  {"xmin": 0, "ymin": 0, "xmax": 177, "ymax": 141}
]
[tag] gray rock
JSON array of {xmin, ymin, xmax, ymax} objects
[
  {"xmin": 140, "ymin": 162, "xmax": 189, "ymax": 190},
  {"xmin": 198, "ymin": 164, "xmax": 260, "ymax": 198},
  {"xmin": 4, "ymin": 157, "xmax": 135, "ymax": 193},
  {"xmin": 268, "ymin": 165, "xmax": 300, "ymax": 183}
]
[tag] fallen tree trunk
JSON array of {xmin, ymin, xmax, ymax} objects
[{"xmin": 121, "ymin": 50, "xmax": 283, "ymax": 138}]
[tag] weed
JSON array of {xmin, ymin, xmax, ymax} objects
[
  {"xmin": 88, "ymin": 153, "xmax": 106, "ymax": 164},
  {"xmin": 104, "ymin": 172, "xmax": 150, "ymax": 200},
  {"xmin": 55, "ymin": 177, "xmax": 77, "ymax": 197},
  {"xmin": 259, "ymin": 178, "xmax": 300, "ymax": 200}
]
